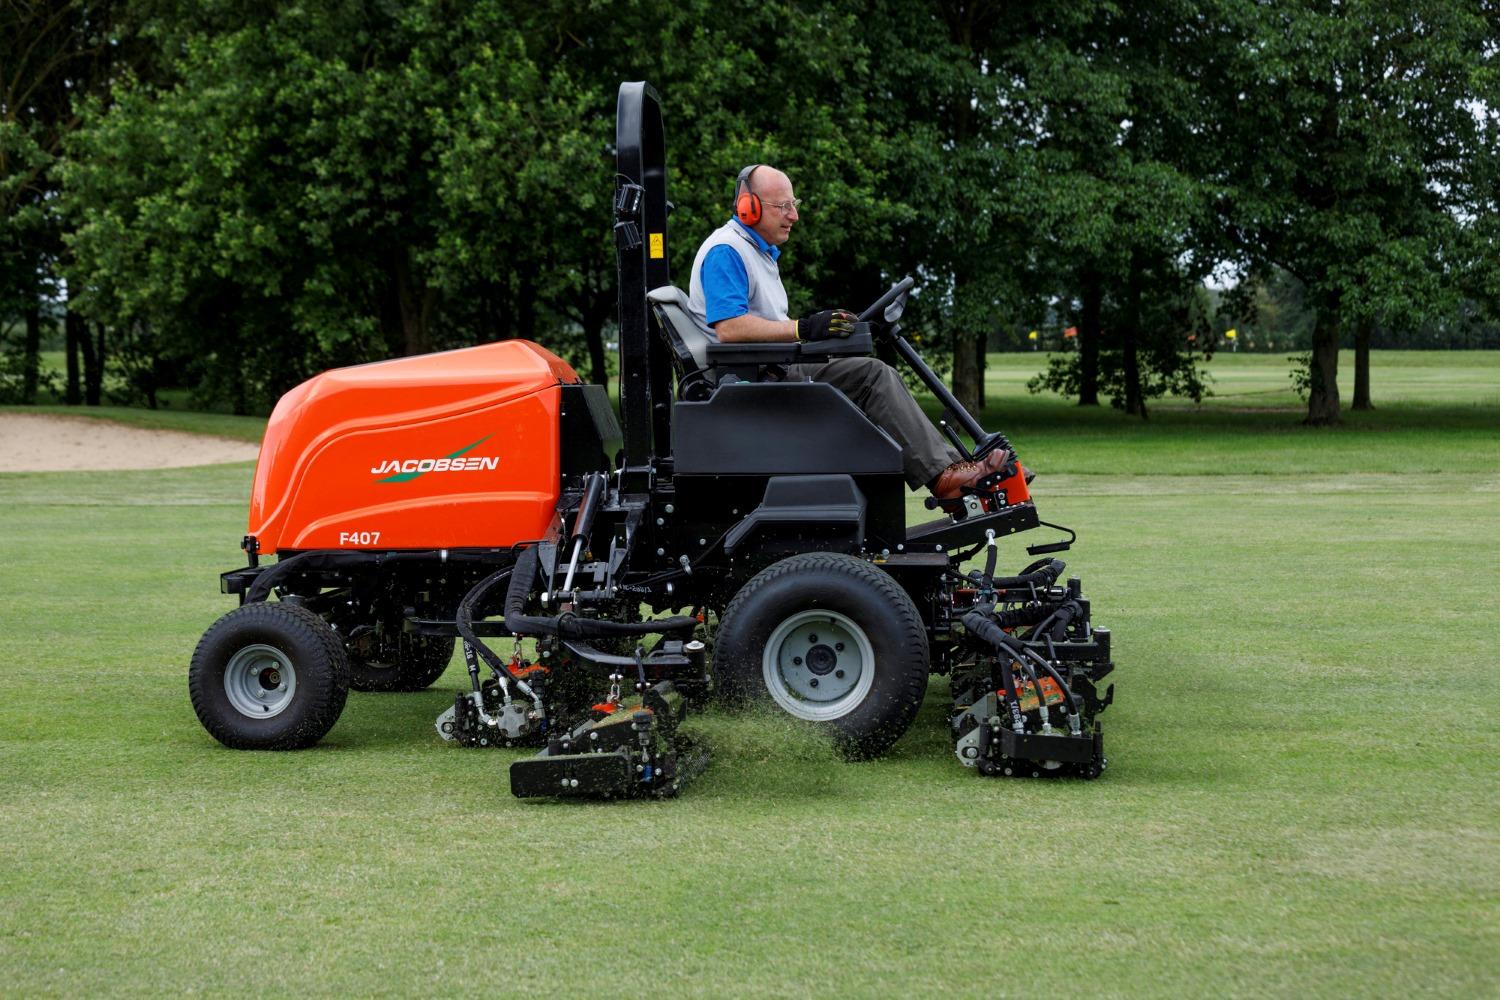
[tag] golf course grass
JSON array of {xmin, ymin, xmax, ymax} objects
[{"xmin": 2, "ymin": 351, "xmax": 1496, "ymax": 996}]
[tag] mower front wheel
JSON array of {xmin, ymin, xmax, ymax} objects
[
  {"xmin": 189, "ymin": 602, "xmax": 350, "ymax": 750},
  {"xmin": 715, "ymin": 553, "xmax": 929, "ymax": 759}
]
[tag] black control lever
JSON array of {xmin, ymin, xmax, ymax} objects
[{"xmin": 1026, "ymin": 520, "xmax": 1077, "ymax": 556}]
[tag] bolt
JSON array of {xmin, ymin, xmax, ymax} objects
[
  {"xmin": 589, "ymin": 731, "xmax": 598, "ymax": 740},
  {"xmin": 570, "ymin": 779, "xmax": 579, "ymax": 788},
  {"xmin": 809, "ymin": 634, "xmax": 818, "ymax": 642},
  {"xmin": 698, "ymin": 538, "xmax": 707, "ymax": 546},
  {"xmin": 664, "ymin": 504, "xmax": 674, "ymax": 513},
  {"xmin": 560, "ymin": 779, "xmax": 569, "ymax": 788},
  {"xmin": 835, "ymin": 642, "xmax": 844, "ymax": 652},
  {"xmin": 897, "ymin": 544, "xmax": 904, "ymax": 551},
  {"xmin": 793, "ymin": 656, "xmax": 802, "ymax": 665},
  {"xmin": 655, "ymin": 517, "xmax": 664, "ymax": 526},
  {"xmin": 835, "ymin": 670, "xmax": 845, "ymax": 679},
  {"xmin": 809, "ymin": 679, "xmax": 819, "ymax": 688},
  {"xmin": 656, "ymin": 548, "xmax": 665, "ymax": 556}
]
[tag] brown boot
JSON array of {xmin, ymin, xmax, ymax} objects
[{"xmin": 929, "ymin": 449, "xmax": 1014, "ymax": 500}]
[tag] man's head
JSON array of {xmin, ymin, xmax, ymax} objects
[{"xmin": 735, "ymin": 165, "xmax": 799, "ymax": 246}]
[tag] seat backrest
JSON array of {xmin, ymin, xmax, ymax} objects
[{"xmin": 647, "ymin": 286, "xmax": 716, "ymax": 373}]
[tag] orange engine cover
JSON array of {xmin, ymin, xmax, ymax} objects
[{"xmin": 247, "ymin": 340, "xmax": 579, "ymax": 554}]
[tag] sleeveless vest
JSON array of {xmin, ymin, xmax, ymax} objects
[{"xmin": 687, "ymin": 220, "xmax": 789, "ymax": 334}]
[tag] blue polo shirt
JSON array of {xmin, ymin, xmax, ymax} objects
[{"xmin": 700, "ymin": 219, "xmax": 781, "ymax": 326}]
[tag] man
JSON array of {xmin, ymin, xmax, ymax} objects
[{"xmin": 686, "ymin": 163, "xmax": 1010, "ymax": 500}]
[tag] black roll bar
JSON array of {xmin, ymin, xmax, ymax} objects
[{"xmin": 614, "ymin": 82, "xmax": 672, "ymax": 489}]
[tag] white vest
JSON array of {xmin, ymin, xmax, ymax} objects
[{"xmin": 687, "ymin": 220, "xmax": 789, "ymax": 333}]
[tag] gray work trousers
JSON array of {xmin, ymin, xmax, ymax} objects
[{"xmin": 781, "ymin": 357, "xmax": 961, "ymax": 489}]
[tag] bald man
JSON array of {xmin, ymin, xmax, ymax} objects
[{"xmin": 686, "ymin": 163, "xmax": 1010, "ymax": 500}]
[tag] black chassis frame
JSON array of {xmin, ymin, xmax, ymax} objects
[{"xmin": 220, "ymin": 82, "xmax": 1095, "ymax": 692}]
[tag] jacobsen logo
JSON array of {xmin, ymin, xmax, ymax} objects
[{"xmin": 372, "ymin": 435, "xmax": 496, "ymax": 483}]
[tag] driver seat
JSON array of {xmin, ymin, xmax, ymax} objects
[{"xmin": 647, "ymin": 286, "xmax": 715, "ymax": 376}]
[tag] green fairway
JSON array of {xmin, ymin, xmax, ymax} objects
[{"xmin": 2, "ymin": 352, "xmax": 1497, "ymax": 996}]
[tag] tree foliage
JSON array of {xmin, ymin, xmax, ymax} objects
[{"xmin": 0, "ymin": 0, "xmax": 1491, "ymax": 421}]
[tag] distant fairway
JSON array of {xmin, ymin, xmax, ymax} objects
[{"xmin": 1, "ymin": 352, "xmax": 1496, "ymax": 996}]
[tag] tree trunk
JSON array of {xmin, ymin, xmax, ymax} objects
[
  {"xmin": 974, "ymin": 329, "xmax": 986, "ymax": 410},
  {"xmin": 23, "ymin": 305, "xmax": 42, "ymax": 403},
  {"xmin": 1122, "ymin": 257, "xmax": 1146, "ymax": 418},
  {"xmin": 516, "ymin": 273, "xmax": 537, "ymax": 344},
  {"xmin": 1304, "ymin": 304, "xmax": 1341, "ymax": 426},
  {"xmin": 951, "ymin": 325, "xmax": 981, "ymax": 416},
  {"xmin": 65, "ymin": 310, "xmax": 83, "ymax": 405},
  {"xmin": 1078, "ymin": 269, "xmax": 1102, "ymax": 406},
  {"xmin": 583, "ymin": 294, "xmax": 610, "ymax": 394},
  {"xmin": 82, "ymin": 323, "xmax": 104, "ymax": 405},
  {"xmin": 391, "ymin": 248, "xmax": 434, "ymax": 355},
  {"xmin": 1351, "ymin": 316, "xmax": 1373, "ymax": 411}
]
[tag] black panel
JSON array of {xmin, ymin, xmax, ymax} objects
[
  {"xmin": 560, "ymin": 384, "xmax": 623, "ymax": 475},
  {"xmin": 723, "ymin": 475, "xmax": 867, "ymax": 555},
  {"xmin": 672, "ymin": 382, "xmax": 902, "ymax": 476}
]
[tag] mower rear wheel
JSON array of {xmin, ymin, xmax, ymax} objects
[
  {"xmin": 189, "ymin": 602, "xmax": 350, "ymax": 750},
  {"xmin": 347, "ymin": 622, "xmax": 454, "ymax": 692},
  {"xmin": 715, "ymin": 553, "xmax": 928, "ymax": 759}
]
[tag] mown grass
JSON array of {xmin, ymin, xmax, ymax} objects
[{"xmin": 1, "ymin": 353, "xmax": 1497, "ymax": 996}]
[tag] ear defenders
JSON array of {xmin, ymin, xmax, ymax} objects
[{"xmin": 734, "ymin": 164, "xmax": 762, "ymax": 226}]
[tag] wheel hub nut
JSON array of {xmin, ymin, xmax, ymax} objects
[{"xmin": 805, "ymin": 644, "xmax": 838, "ymax": 676}]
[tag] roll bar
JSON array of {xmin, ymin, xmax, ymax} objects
[{"xmin": 614, "ymin": 81, "xmax": 673, "ymax": 489}]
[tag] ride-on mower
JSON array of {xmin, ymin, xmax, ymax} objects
[{"xmin": 189, "ymin": 82, "xmax": 1116, "ymax": 797}]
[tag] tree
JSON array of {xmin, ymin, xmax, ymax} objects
[
  {"xmin": 60, "ymin": 0, "xmax": 902, "ymax": 410},
  {"xmin": 1008, "ymin": 2, "xmax": 1225, "ymax": 416},
  {"xmin": 1, "ymin": 0, "xmax": 139, "ymax": 405},
  {"xmin": 1217, "ymin": 0, "xmax": 1497, "ymax": 424}
]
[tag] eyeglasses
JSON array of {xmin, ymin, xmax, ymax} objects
[{"xmin": 763, "ymin": 197, "xmax": 802, "ymax": 215}]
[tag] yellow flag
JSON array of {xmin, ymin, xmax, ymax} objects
[
  {"xmin": 1028, "ymin": 330, "xmax": 1038, "ymax": 341},
  {"xmin": 1225, "ymin": 328, "xmax": 1237, "ymax": 339}
]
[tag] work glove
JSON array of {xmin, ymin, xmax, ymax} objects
[{"xmin": 796, "ymin": 309, "xmax": 857, "ymax": 342}]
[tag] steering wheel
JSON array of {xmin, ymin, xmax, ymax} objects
[{"xmin": 857, "ymin": 276, "xmax": 916, "ymax": 325}]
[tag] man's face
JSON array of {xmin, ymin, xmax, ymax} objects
[{"xmin": 751, "ymin": 169, "xmax": 799, "ymax": 246}]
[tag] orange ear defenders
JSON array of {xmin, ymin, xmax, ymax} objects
[{"xmin": 734, "ymin": 164, "xmax": 762, "ymax": 225}]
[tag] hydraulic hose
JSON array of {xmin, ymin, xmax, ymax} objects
[
  {"xmin": 1019, "ymin": 645, "xmax": 1084, "ymax": 735},
  {"xmin": 985, "ymin": 558, "xmax": 1065, "ymax": 591},
  {"xmin": 962, "ymin": 610, "xmax": 1027, "ymax": 732},
  {"xmin": 960, "ymin": 558, "xmax": 1065, "ymax": 593},
  {"xmin": 971, "ymin": 603, "xmax": 1061, "ymax": 631},
  {"xmin": 455, "ymin": 567, "xmax": 515, "ymax": 673},
  {"xmin": 453, "ymin": 566, "xmax": 547, "ymax": 710},
  {"xmin": 1031, "ymin": 599, "xmax": 1083, "ymax": 641}
]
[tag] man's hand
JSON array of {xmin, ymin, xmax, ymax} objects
[{"xmin": 797, "ymin": 309, "xmax": 857, "ymax": 342}]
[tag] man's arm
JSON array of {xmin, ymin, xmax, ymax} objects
[{"xmin": 713, "ymin": 313, "xmax": 797, "ymax": 343}]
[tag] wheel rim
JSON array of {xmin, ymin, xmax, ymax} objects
[
  {"xmin": 223, "ymin": 643, "xmax": 298, "ymax": 718},
  {"xmin": 762, "ymin": 609, "xmax": 875, "ymax": 721}
]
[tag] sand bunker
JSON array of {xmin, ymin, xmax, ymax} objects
[{"xmin": 0, "ymin": 413, "xmax": 260, "ymax": 472}]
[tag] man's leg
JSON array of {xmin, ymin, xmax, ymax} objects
[{"xmin": 784, "ymin": 358, "xmax": 961, "ymax": 489}]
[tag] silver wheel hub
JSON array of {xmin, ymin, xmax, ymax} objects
[
  {"xmin": 224, "ymin": 643, "xmax": 297, "ymax": 718},
  {"xmin": 762, "ymin": 610, "xmax": 874, "ymax": 721}
]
